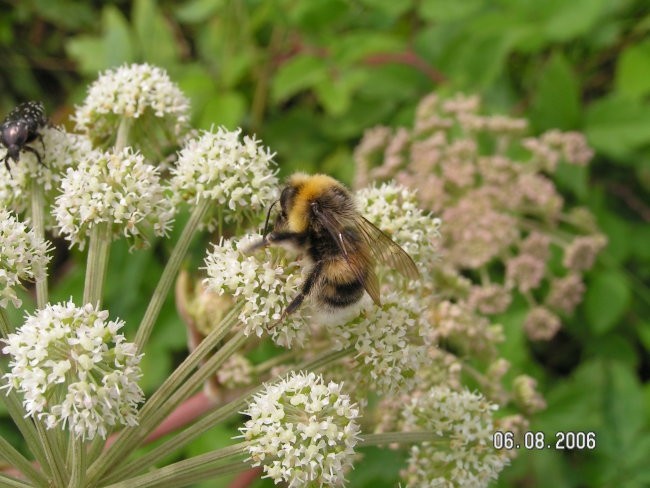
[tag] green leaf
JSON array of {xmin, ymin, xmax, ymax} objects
[
  {"xmin": 638, "ymin": 322, "xmax": 650, "ymax": 351},
  {"xmin": 133, "ymin": 0, "xmax": 180, "ymax": 65},
  {"xmin": 271, "ymin": 55, "xmax": 328, "ymax": 103},
  {"xmin": 419, "ymin": 0, "xmax": 484, "ymax": 22},
  {"xmin": 174, "ymin": 0, "xmax": 225, "ymax": 23},
  {"xmin": 531, "ymin": 52, "xmax": 581, "ymax": 131},
  {"xmin": 602, "ymin": 361, "xmax": 645, "ymax": 448},
  {"xmin": 32, "ymin": 0, "xmax": 94, "ymax": 29},
  {"xmin": 597, "ymin": 208, "xmax": 632, "ymax": 263},
  {"xmin": 331, "ymin": 32, "xmax": 405, "ymax": 63},
  {"xmin": 585, "ymin": 95, "xmax": 650, "ymax": 158},
  {"xmin": 288, "ymin": 0, "xmax": 349, "ymax": 32},
  {"xmin": 65, "ymin": 6, "xmax": 134, "ymax": 74},
  {"xmin": 444, "ymin": 30, "xmax": 518, "ymax": 89},
  {"xmin": 314, "ymin": 69, "xmax": 366, "ymax": 116},
  {"xmin": 197, "ymin": 91, "xmax": 247, "ymax": 129},
  {"xmin": 535, "ymin": 360, "xmax": 603, "ymax": 432},
  {"xmin": 615, "ymin": 40, "xmax": 650, "ymax": 99},
  {"xmin": 542, "ymin": 0, "xmax": 609, "ymax": 42},
  {"xmin": 358, "ymin": 0, "xmax": 414, "ymax": 18},
  {"xmin": 584, "ymin": 270, "xmax": 631, "ymax": 334}
]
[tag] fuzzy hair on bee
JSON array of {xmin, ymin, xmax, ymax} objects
[{"xmin": 249, "ymin": 172, "xmax": 419, "ymax": 323}]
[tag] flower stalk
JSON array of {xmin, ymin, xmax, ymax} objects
[
  {"xmin": 0, "ymin": 435, "xmax": 48, "ymax": 487},
  {"xmin": 87, "ymin": 307, "xmax": 242, "ymax": 485},
  {"xmin": 30, "ymin": 180, "xmax": 48, "ymax": 309},
  {"xmin": 104, "ymin": 345, "xmax": 354, "ymax": 483},
  {"xmin": 134, "ymin": 197, "xmax": 210, "ymax": 353},
  {"xmin": 102, "ymin": 444, "xmax": 249, "ymax": 488},
  {"xmin": 83, "ymin": 221, "xmax": 111, "ymax": 307}
]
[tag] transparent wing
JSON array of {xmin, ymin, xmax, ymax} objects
[
  {"xmin": 311, "ymin": 204, "xmax": 381, "ymax": 305},
  {"xmin": 354, "ymin": 216, "xmax": 420, "ymax": 280}
]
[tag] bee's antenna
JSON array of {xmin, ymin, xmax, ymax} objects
[{"xmin": 262, "ymin": 199, "xmax": 279, "ymax": 240}]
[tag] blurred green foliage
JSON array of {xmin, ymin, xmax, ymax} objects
[{"xmin": 1, "ymin": 0, "xmax": 649, "ymax": 486}]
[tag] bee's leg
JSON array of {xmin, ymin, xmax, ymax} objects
[
  {"xmin": 267, "ymin": 231, "xmax": 305, "ymax": 245},
  {"xmin": 272, "ymin": 261, "xmax": 323, "ymax": 328}
]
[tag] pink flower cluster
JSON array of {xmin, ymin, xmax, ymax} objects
[{"xmin": 355, "ymin": 92, "xmax": 605, "ymax": 343}]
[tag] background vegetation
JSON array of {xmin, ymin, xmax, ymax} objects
[{"xmin": 1, "ymin": 0, "xmax": 649, "ymax": 486}]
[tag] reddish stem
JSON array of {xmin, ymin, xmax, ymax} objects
[
  {"xmin": 105, "ymin": 391, "xmax": 216, "ymax": 448},
  {"xmin": 228, "ymin": 467, "xmax": 263, "ymax": 488}
]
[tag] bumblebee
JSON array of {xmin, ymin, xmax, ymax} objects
[{"xmin": 251, "ymin": 173, "xmax": 419, "ymax": 321}]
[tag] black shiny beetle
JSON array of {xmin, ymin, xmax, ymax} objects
[{"xmin": 1, "ymin": 101, "xmax": 47, "ymax": 172}]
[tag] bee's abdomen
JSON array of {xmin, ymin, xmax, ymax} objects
[
  {"xmin": 316, "ymin": 259, "xmax": 365, "ymax": 309},
  {"xmin": 320, "ymin": 279, "xmax": 365, "ymax": 308}
]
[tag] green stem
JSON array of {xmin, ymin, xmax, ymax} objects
[
  {"xmin": 33, "ymin": 422, "xmax": 66, "ymax": 488},
  {"xmin": 67, "ymin": 437, "xmax": 85, "ymax": 488},
  {"xmin": 83, "ymin": 222, "xmax": 112, "ymax": 307},
  {"xmin": 114, "ymin": 118, "xmax": 132, "ymax": 153},
  {"xmin": 0, "ymin": 473, "xmax": 36, "ymax": 488},
  {"xmin": 30, "ymin": 179, "xmax": 48, "ymax": 309},
  {"xmin": 0, "ymin": 308, "xmax": 11, "ymax": 338},
  {"xmin": 0, "ymin": 435, "xmax": 48, "ymax": 487},
  {"xmin": 134, "ymin": 198, "xmax": 210, "ymax": 353},
  {"xmin": 101, "ymin": 444, "xmax": 249, "ymax": 488},
  {"xmin": 0, "ymin": 366, "xmax": 49, "ymax": 480},
  {"xmin": 360, "ymin": 431, "xmax": 443, "ymax": 447},
  {"xmin": 104, "ymin": 345, "xmax": 354, "ymax": 482},
  {"xmin": 87, "ymin": 314, "xmax": 242, "ymax": 486}
]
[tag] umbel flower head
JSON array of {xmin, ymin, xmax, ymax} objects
[
  {"xmin": 53, "ymin": 147, "xmax": 175, "ymax": 250},
  {"xmin": 73, "ymin": 63, "xmax": 190, "ymax": 144},
  {"xmin": 203, "ymin": 236, "xmax": 307, "ymax": 348},
  {"xmin": 401, "ymin": 386, "xmax": 509, "ymax": 488},
  {"xmin": 356, "ymin": 182, "xmax": 440, "ymax": 271},
  {"xmin": 171, "ymin": 127, "xmax": 279, "ymax": 231},
  {"xmin": 0, "ymin": 209, "xmax": 51, "ymax": 308},
  {"xmin": 240, "ymin": 371, "xmax": 361, "ymax": 487},
  {"xmin": 1, "ymin": 301, "xmax": 144, "ymax": 440},
  {"xmin": 0, "ymin": 127, "xmax": 94, "ymax": 223},
  {"xmin": 328, "ymin": 292, "xmax": 430, "ymax": 394}
]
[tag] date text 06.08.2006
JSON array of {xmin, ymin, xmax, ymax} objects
[{"xmin": 493, "ymin": 431, "xmax": 596, "ymax": 450}]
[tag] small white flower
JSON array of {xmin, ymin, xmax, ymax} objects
[
  {"xmin": 73, "ymin": 63, "xmax": 190, "ymax": 141},
  {"xmin": 203, "ymin": 236, "xmax": 307, "ymax": 348},
  {"xmin": 1, "ymin": 301, "xmax": 144, "ymax": 440},
  {"xmin": 0, "ymin": 127, "xmax": 94, "ymax": 222},
  {"xmin": 356, "ymin": 183, "xmax": 440, "ymax": 271},
  {"xmin": 240, "ymin": 372, "xmax": 361, "ymax": 487},
  {"xmin": 171, "ymin": 128, "xmax": 279, "ymax": 231},
  {"xmin": 328, "ymin": 293, "xmax": 429, "ymax": 394},
  {"xmin": 53, "ymin": 148, "xmax": 175, "ymax": 250},
  {"xmin": 401, "ymin": 386, "xmax": 509, "ymax": 488},
  {"xmin": 216, "ymin": 353, "xmax": 253, "ymax": 389},
  {"xmin": 0, "ymin": 210, "xmax": 51, "ymax": 308}
]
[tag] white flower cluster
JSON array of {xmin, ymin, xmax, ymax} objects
[
  {"xmin": 401, "ymin": 386, "xmax": 509, "ymax": 488},
  {"xmin": 0, "ymin": 127, "xmax": 94, "ymax": 219},
  {"xmin": 203, "ymin": 236, "xmax": 307, "ymax": 348},
  {"xmin": 240, "ymin": 372, "xmax": 361, "ymax": 487},
  {"xmin": 216, "ymin": 353, "xmax": 253, "ymax": 389},
  {"xmin": 356, "ymin": 182, "xmax": 440, "ymax": 270},
  {"xmin": 53, "ymin": 148, "xmax": 175, "ymax": 250},
  {"xmin": 73, "ymin": 63, "xmax": 190, "ymax": 140},
  {"xmin": 171, "ymin": 128, "xmax": 278, "ymax": 231},
  {"xmin": 1, "ymin": 301, "xmax": 144, "ymax": 440},
  {"xmin": 329, "ymin": 293, "xmax": 429, "ymax": 394},
  {"xmin": 0, "ymin": 210, "xmax": 51, "ymax": 308}
]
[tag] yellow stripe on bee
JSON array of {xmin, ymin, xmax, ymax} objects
[{"xmin": 287, "ymin": 173, "xmax": 343, "ymax": 232}]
